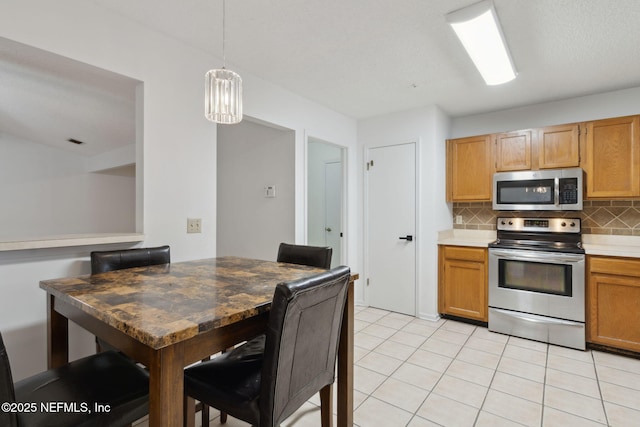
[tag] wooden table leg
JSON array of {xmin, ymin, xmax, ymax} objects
[
  {"xmin": 47, "ymin": 294, "xmax": 68, "ymax": 369},
  {"xmin": 337, "ymin": 281, "xmax": 354, "ymax": 427},
  {"xmin": 148, "ymin": 344, "xmax": 185, "ymax": 426}
]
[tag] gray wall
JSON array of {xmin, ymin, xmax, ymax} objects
[{"xmin": 217, "ymin": 120, "xmax": 295, "ymax": 260}]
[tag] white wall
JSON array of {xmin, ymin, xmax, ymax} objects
[
  {"xmin": 451, "ymin": 86, "xmax": 640, "ymax": 137},
  {"xmin": 358, "ymin": 106, "xmax": 452, "ymax": 320},
  {"xmin": 0, "ymin": 134, "xmax": 135, "ymax": 239},
  {"xmin": 217, "ymin": 120, "xmax": 295, "ymax": 260},
  {"xmin": 0, "ymin": 0, "xmax": 358, "ymax": 381}
]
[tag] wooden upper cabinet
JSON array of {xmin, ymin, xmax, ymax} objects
[
  {"xmin": 495, "ymin": 131, "xmax": 532, "ymax": 171},
  {"xmin": 584, "ymin": 115, "xmax": 640, "ymax": 198},
  {"xmin": 537, "ymin": 124, "xmax": 580, "ymax": 169},
  {"xmin": 447, "ymin": 135, "xmax": 493, "ymax": 201}
]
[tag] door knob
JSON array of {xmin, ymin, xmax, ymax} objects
[{"xmin": 399, "ymin": 235, "xmax": 413, "ymax": 242}]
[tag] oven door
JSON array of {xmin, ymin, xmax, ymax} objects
[{"xmin": 488, "ymin": 248, "xmax": 585, "ymax": 322}]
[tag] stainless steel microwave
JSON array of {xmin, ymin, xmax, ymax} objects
[{"xmin": 493, "ymin": 168, "xmax": 583, "ymax": 211}]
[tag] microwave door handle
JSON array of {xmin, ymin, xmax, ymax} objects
[{"xmin": 554, "ymin": 177, "xmax": 560, "ymax": 206}]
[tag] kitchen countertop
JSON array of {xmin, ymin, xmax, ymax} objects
[
  {"xmin": 582, "ymin": 234, "xmax": 640, "ymax": 258},
  {"xmin": 438, "ymin": 229, "xmax": 640, "ymax": 258},
  {"xmin": 437, "ymin": 229, "xmax": 496, "ymax": 247}
]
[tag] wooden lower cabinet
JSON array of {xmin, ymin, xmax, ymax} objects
[
  {"xmin": 438, "ymin": 245, "xmax": 488, "ymax": 322},
  {"xmin": 588, "ymin": 256, "xmax": 640, "ymax": 352}
]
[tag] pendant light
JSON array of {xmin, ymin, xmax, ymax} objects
[{"xmin": 205, "ymin": 0, "xmax": 242, "ymax": 124}]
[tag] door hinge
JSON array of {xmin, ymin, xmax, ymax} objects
[
  {"xmin": 366, "ymin": 160, "xmax": 374, "ymax": 170},
  {"xmin": 366, "ymin": 278, "xmax": 370, "ymax": 286}
]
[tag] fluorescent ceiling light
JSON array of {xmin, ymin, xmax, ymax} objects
[{"xmin": 446, "ymin": 0, "xmax": 516, "ymax": 85}]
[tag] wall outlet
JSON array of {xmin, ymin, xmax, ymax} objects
[
  {"xmin": 187, "ymin": 218, "xmax": 202, "ymax": 233},
  {"xmin": 455, "ymin": 215, "xmax": 463, "ymax": 224}
]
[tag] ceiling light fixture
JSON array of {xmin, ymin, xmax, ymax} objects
[
  {"xmin": 205, "ymin": 0, "xmax": 242, "ymax": 124},
  {"xmin": 446, "ymin": 0, "xmax": 516, "ymax": 85}
]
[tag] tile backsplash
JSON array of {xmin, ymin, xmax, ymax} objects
[{"xmin": 452, "ymin": 201, "xmax": 640, "ymax": 236}]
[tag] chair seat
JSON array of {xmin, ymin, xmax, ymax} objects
[
  {"xmin": 14, "ymin": 351, "xmax": 149, "ymax": 427},
  {"xmin": 184, "ymin": 335, "xmax": 266, "ymax": 425}
]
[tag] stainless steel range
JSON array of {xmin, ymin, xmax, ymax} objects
[{"xmin": 488, "ymin": 217, "xmax": 586, "ymax": 350}]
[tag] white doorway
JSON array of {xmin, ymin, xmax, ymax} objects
[
  {"xmin": 307, "ymin": 139, "xmax": 345, "ymax": 268},
  {"xmin": 366, "ymin": 142, "xmax": 417, "ymax": 316}
]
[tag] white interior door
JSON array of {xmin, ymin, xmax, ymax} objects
[
  {"xmin": 367, "ymin": 142, "xmax": 416, "ymax": 315},
  {"xmin": 324, "ymin": 161, "xmax": 342, "ymax": 268}
]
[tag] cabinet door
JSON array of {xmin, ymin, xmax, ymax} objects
[
  {"xmin": 584, "ymin": 115, "xmax": 640, "ymax": 198},
  {"xmin": 438, "ymin": 246, "xmax": 487, "ymax": 322},
  {"xmin": 495, "ymin": 130, "xmax": 531, "ymax": 171},
  {"xmin": 588, "ymin": 256, "xmax": 640, "ymax": 352},
  {"xmin": 446, "ymin": 135, "xmax": 493, "ymax": 201},
  {"xmin": 537, "ymin": 124, "xmax": 580, "ymax": 169}
]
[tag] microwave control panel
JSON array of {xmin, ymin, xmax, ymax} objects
[{"xmin": 559, "ymin": 178, "xmax": 579, "ymax": 204}]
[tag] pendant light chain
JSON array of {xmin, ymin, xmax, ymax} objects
[{"xmin": 222, "ymin": 0, "xmax": 226, "ymax": 69}]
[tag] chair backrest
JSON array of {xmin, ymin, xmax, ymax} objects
[
  {"xmin": 90, "ymin": 245, "xmax": 170, "ymax": 274},
  {"xmin": 0, "ymin": 332, "xmax": 18, "ymax": 427},
  {"xmin": 259, "ymin": 265, "xmax": 350, "ymax": 426},
  {"xmin": 276, "ymin": 243, "xmax": 332, "ymax": 269}
]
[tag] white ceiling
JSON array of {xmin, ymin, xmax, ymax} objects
[
  {"xmin": 2, "ymin": 0, "xmax": 640, "ymax": 156},
  {"xmin": 88, "ymin": 0, "xmax": 640, "ymax": 119}
]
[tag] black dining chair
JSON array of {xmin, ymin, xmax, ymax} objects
[
  {"xmin": 90, "ymin": 245, "xmax": 170, "ymax": 353},
  {"xmin": 0, "ymin": 330, "xmax": 148, "ymax": 427},
  {"xmin": 205, "ymin": 242, "xmax": 334, "ymax": 426},
  {"xmin": 276, "ymin": 242, "xmax": 333, "ymax": 269},
  {"xmin": 183, "ymin": 265, "xmax": 351, "ymax": 427},
  {"xmin": 90, "ymin": 245, "xmax": 171, "ymax": 274}
]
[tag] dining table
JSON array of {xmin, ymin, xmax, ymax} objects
[{"xmin": 40, "ymin": 256, "xmax": 357, "ymax": 426}]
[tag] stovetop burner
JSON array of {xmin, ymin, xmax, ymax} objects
[{"xmin": 490, "ymin": 217, "xmax": 584, "ymax": 254}]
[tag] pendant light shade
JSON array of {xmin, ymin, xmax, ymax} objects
[
  {"xmin": 205, "ymin": 0, "xmax": 242, "ymax": 124},
  {"xmin": 205, "ymin": 68, "xmax": 242, "ymax": 124}
]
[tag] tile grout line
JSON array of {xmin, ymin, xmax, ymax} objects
[
  {"xmin": 404, "ymin": 318, "xmax": 471, "ymax": 426},
  {"xmin": 354, "ymin": 309, "xmax": 640, "ymax": 427},
  {"xmin": 540, "ymin": 340, "xmax": 550, "ymax": 427},
  {"xmin": 370, "ymin": 311, "xmax": 443, "ymax": 426},
  {"xmin": 472, "ymin": 333, "xmax": 530, "ymax": 427},
  {"xmin": 592, "ymin": 351, "xmax": 610, "ymax": 426}
]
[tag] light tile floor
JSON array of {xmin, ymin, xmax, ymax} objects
[{"xmin": 135, "ymin": 305, "xmax": 640, "ymax": 427}]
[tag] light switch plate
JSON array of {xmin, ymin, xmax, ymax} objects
[{"xmin": 265, "ymin": 185, "xmax": 276, "ymax": 198}]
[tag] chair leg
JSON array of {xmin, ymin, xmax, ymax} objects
[
  {"xmin": 200, "ymin": 355, "xmax": 211, "ymax": 427},
  {"xmin": 320, "ymin": 384, "xmax": 333, "ymax": 427},
  {"xmin": 201, "ymin": 401, "xmax": 209, "ymax": 427},
  {"xmin": 219, "ymin": 346, "xmax": 233, "ymax": 424},
  {"xmin": 184, "ymin": 395, "xmax": 196, "ymax": 427}
]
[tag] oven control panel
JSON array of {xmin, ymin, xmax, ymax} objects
[{"xmin": 497, "ymin": 217, "xmax": 581, "ymax": 233}]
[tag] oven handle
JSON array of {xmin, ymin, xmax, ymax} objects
[
  {"xmin": 489, "ymin": 249, "xmax": 584, "ymax": 263},
  {"xmin": 492, "ymin": 308, "xmax": 583, "ymax": 327}
]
